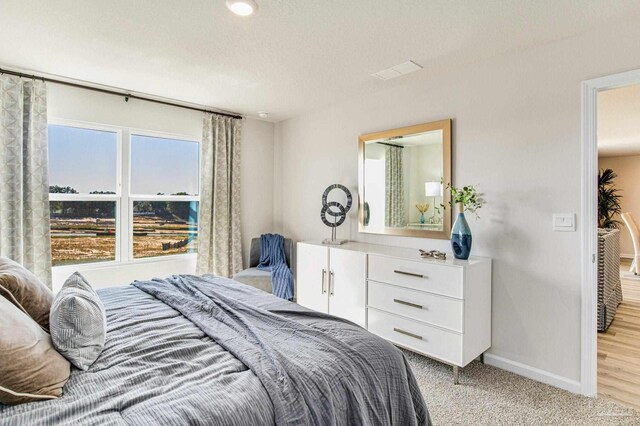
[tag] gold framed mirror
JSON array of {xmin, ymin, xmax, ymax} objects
[{"xmin": 358, "ymin": 119, "xmax": 452, "ymax": 239}]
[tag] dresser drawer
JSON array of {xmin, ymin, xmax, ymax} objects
[
  {"xmin": 368, "ymin": 254, "xmax": 463, "ymax": 298},
  {"xmin": 368, "ymin": 281, "xmax": 463, "ymax": 332},
  {"xmin": 368, "ymin": 308, "xmax": 462, "ymax": 366}
]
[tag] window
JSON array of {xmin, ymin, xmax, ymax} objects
[
  {"xmin": 129, "ymin": 133, "xmax": 199, "ymax": 260},
  {"xmin": 48, "ymin": 122, "xmax": 199, "ymax": 266}
]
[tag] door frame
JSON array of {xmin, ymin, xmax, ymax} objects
[{"xmin": 581, "ymin": 68, "xmax": 640, "ymax": 396}]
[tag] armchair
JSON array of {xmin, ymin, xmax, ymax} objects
[{"xmin": 232, "ymin": 237, "xmax": 293, "ymax": 294}]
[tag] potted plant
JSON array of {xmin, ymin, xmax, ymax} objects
[
  {"xmin": 440, "ymin": 183, "xmax": 484, "ymax": 259},
  {"xmin": 598, "ymin": 168, "xmax": 622, "ymax": 229}
]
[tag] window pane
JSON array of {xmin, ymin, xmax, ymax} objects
[
  {"xmin": 50, "ymin": 201, "xmax": 116, "ymax": 266},
  {"xmin": 132, "ymin": 201, "xmax": 198, "ymax": 259},
  {"xmin": 48, "ymin": 125, "xmax": 117, "ymax": 194},
  {"xmin": 130, "ymin": 135, "xmax": 199, "ymax": 195}
]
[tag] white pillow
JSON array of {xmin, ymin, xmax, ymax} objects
[{"xmin": 50, "ymin": 272, "xmax": 107, "ymax": 370}]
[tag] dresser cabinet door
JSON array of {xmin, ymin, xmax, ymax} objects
[
  {"xmin": 296, "ymin": 243, "xmax": 329, "ymax": 313},
  {"xmin": 328, "ymin": 248, "xmax": 366, "ymax": 327}
]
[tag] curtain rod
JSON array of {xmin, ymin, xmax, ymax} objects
[
  {"xmin": 0, "ymin": 67, "xmax": 243, "ymax": 120},
  {"xmin": 376, "ymin": 141, "xmax": 404, "ymax": 149}
]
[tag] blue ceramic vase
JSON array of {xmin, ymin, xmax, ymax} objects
[
  {"xmin": 451, "ymin": 202, "xmax": 472, "ymax": 260},
  {"xmin": 420, "ymin": 212, "xmax": 426, "ymax": 224}
]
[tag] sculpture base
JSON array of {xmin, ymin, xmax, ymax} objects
[
  {"xmin": 322, "ymin": 238, "xmax": 349, "ymax": 245},
  {"xmin": 323, "ymin": 227, "xmax": 347, "ymax": 245}
]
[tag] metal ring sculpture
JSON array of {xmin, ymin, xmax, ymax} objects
[{"xmin": 320, "ymin": 184, "xmax": 352, "ymax": 228}]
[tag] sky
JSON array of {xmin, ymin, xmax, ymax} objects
[{"xmin": 48, "ymin": 125, "xmax": 199, "ymax": 195}]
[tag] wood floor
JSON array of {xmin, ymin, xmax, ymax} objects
[{"xmin": 597, "ymin": 259, "xmax": 640, "ymax": 411}]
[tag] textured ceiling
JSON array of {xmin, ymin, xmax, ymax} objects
[
  {"xmin": 598, "ymin": 84, "xmax": 640, "ymax": 157},
  {"xmin": 1, "ymin": 1, "xmax": 640, "ymax": 122}
]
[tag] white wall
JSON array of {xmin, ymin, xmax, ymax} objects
[
  {"xmin": 274, "ymin": 16, "xmax": 640, "ymax": 388},
  {"xmin": 48, "ymin": 84, "xmax": 274, "ymax": 290},
  {"xmin": 598, "ymin": 155, "xmax": 640, "ymax": 257}
]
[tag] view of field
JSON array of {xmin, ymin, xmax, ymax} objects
[
  {"xmin": 50, "ymin": 201, "xmax": 198, "ymax": 266},
  {"xmin": 132, "ymin": 215, "xmax": 198, "ymax": 259},
  {"xmin": 50, "ymin": 217, "xmax": 117, "ymax": 265}
]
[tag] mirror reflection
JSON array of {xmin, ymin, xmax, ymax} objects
[{"xmin": 361, "ymin": 120, "xmax": 450, "ymax": 238}]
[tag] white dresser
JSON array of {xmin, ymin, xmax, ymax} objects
[{"xmin": 296, "ymin": 241, "xmax": 492, "ymax": 383}]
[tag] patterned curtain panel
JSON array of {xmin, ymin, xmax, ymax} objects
[
  {"xmin": 0, "ymin": 76, "xmax": 52, "ymax": 288},
  {"xmin": 385, "ymin": 146, "xmax": 405, "ymax": 228},
  {"xmin": 196, "ymin": 114, "xmax": 243, "ymax": 277}
]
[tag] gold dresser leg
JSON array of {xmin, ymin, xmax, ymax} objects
[{"xmin": 453, "ymin": 366, "xmax": 460, "ymax": 384}]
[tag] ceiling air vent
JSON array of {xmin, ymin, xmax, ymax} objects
[{"xmin": 372, "ymin": 60, "xmax": 423, "ymax": 80}]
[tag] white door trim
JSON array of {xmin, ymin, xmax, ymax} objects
[{"xmin": 581, "ymin": 68, "xmax": 640, "ymax": 396}]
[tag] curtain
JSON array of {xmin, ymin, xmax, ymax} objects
[
  {"xmin": 385, "ymin": 146, "xmax": 405, "ymax": 228},
  {"xmin": 0, "ymin": 76, "xmax": 52, "ymax": 288},
  {"xmin": 196, "ymin": 113, "xmax": 243, "ymax": 277}
]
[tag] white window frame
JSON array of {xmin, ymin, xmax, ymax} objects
[
  {"xmin": 48, "ymin": 118, "xmax": 200, "ymax": 271},
  {"xmin": 127, "ymin": 128, "xmax": 200, "ymax": 263}
]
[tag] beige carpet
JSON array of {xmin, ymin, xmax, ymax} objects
[{"xmin": 403, "ymin": 350, "xmax": 640, "ymax": 425}]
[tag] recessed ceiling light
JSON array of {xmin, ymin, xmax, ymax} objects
[
  {"xmin": 258, "ymin": 111, "xmax": 269, "ymax": 119},
  {"xmin": 226, "ymin": 0, "xmax": 258, "ymax": 16}
]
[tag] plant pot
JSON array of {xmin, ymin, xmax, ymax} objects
[{"xmin": 451, "ymin": 202, "xmax": 472, "ymax": 260}]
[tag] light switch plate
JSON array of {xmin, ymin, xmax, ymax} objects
[{"xmin": 553, "ymin": 213, "xmax": 576, "ymax": 232}]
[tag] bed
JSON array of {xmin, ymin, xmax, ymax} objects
[{"xmin": 0, "ymin": 275, "xmax": 430, "ymax": 425}]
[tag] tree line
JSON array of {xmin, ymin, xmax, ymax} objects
[{"xmin": 49, "ymin": 186, "xmax": 197, "ymax": 221}]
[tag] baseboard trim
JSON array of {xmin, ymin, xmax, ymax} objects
[{"xmin": 483, "ymin": 353, "xmax": 582, "ymax": 394}]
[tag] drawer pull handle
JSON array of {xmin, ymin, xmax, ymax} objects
[
  {"xmin": 393, "ymin": 328, "xmax": 423, "ymax": 340},
  {"xmin": 393, "ymin": 299, "xmax": 423, "ymax": 310},
  {"xmin": 393, "ymin": 269, "xmax": 425, "ymax": 278}
]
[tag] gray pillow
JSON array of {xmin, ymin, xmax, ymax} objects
[{"xmin": 50, "ymin": 272, "xmax": 106, "ymax": 370}]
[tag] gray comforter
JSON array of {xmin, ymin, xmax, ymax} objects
[{"xmin": 0, "ymin": 275, "xmax": 429, "ymax": 426}]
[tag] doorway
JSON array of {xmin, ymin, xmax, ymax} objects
[{"xmin": 582, "ymin": 69, "xmax": 640, "ymax": 408}]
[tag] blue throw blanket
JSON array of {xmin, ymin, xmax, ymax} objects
[{"xmin": 257, "ymin": 233, "xmax": 294, "ymax": 300}]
